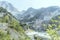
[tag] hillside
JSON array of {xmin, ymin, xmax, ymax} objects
[
  {"xmin": 41, "ymin": 15, "xmax": 60, "ymax": 31},
  {"xmin": 40, "ymin": 14, "xmax": 60, "ymax": 40},
  {"xmin": 0, "ymin": 7, "xmax": 30, "ymax": 40}
]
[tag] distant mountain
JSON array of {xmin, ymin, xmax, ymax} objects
[
  {"xmin": 17, "ymin": 7, "xmax": 38, "ymax": 21},
  {"xmin": 19, "ymin": 6, "xmax": 60, "ymax": 21},
  {"xmin": 0, "ymin": 1, "xmax": 20, "ymax": 16},
  {"xmin": 17, "ymin": 6, "xmax": 60, "ymax": 31}
]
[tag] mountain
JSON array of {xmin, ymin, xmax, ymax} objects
[
  {"xmin": 17, "ymin": 6, "xmax": 60, "ymax": 31},
  {"xmin": 0, "ymin": 7, "xmax": 30, "ymax": 40},
  {"xmin": 19, "ymin": 6, "xmax": 60, "ymax": 21},
  {"xmin": 0, "ymin": 1, "xmax": 20, "ymax": 16},
  {"xmin": 16, "ymin": 7, "xmax": 37, "ymax": 20}
]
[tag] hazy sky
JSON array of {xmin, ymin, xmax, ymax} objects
[{"xmin": 0, "ymin": 0, "xmax": 60, "ymax": 11}]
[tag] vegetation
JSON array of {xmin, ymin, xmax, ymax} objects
[
  {"xmin": 0, "ymin": 30, "xmax": 11, "ymax": 40},
  {"xmin": 42, "ymin": 15, "xmax": 60, "ymax": 40},
  {"xmin": 0, "ymin": 7, "xmax": 30, "ymax": 40}
]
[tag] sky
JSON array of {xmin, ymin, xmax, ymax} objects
[{"xmin": 0, "ymin": 0, "xmax": 60, "ymax": 11}]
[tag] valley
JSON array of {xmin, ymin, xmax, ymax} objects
[{"xmin": 0, "ymin": 1, "xmax": 60, "ymax": 40}]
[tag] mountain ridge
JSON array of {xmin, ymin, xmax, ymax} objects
[
  {"xmin": 17, "ymin": 6, "xmax": 60, "ymax": 32},
  {"xmin": 0, "ymin": 1, "xmax": 20, "ymax": 16}
]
